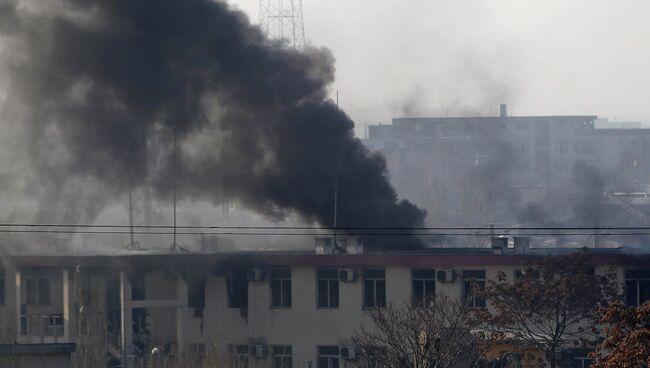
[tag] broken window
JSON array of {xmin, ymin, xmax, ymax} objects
[
  {"xmin": 227, "ymin": 269, "xmax": 249, "ymax": 309},
  {"xmin": 188, "ymin": 276, "xmax": 206, "ymax": 309}
]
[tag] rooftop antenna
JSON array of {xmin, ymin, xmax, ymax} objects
[
  {"xmin": 170, "ymin": 128, "xmax": 187, "ymax": 252},
  {"xmin": 124, "ymin": 189, "xmax": 143, "ymax": 250},
  {"xmin": 259, "ymin": 0, "xmax": 305, "ymax": 50}
]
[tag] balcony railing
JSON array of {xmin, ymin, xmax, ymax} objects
[{"xmin": 21, "ymin": 314, "xmax": 65, "ymax": 343}]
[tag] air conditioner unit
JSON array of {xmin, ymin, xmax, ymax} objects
[
  {"xmin": 249, "ymin": 344, "xmax": 268, "ymax": 358},
  {"xmin": 338, "ymin": 268, "xmax": 356, "ymax": 282},
  {"xmin": 247, "ymin": 268, "xmax": 265, "ymax": 282},
  {"xmin": 436, "ymin": 269, "xmax": 455, "ymax": 283},
  {"xmin": 340, "ymin": 345, "xmax": 356, "ymax": 360}
]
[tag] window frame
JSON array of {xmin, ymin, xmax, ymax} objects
[
  {"xmin": 317, "ymin": 345, "xmax": 340, "ymax": 368},
  {"xmin": 272, "ymin": 345, "xmax": 292, "ymax": 368},
  {"xmin": 411, "ymin": 269, "xmax": 436, "ymax": 303},
  {"xmin": 270, "ymin": 268, "xmax": 292, "ymax": 309},
  {"xmin": 317, "ymin": 268, "xmax": 339, "ymax": 309},
  {"xmin": 625, "ymin": 269, "xmax": 650, "ymax": 307},
  {"xmin": 363, "ymin": 269, "xmax": 386, "ymax": 309},
  {"xmin": 26, "ymin": 276, "xmax": 50, "ymax": 306},
  {"xmin": 462, "ymin": 270, "xmax": 486, "ymax": 309},
  {"xmin": 233, "ymin": 344, "xmax": 249, "ymax": 368}
]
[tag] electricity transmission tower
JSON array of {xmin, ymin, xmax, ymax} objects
[{"xmin": 259, "ymin": 0, "xmax": 305, "ymax": 49}]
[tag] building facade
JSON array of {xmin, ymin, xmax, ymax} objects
[{"xmin": 0, "ymin": 241, "xmax": 649, "ymax": 368}]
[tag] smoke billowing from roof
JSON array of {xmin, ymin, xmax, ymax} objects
[{"xmin": 0, "ymin": 0, "xmax": 426, "ymax": 249}]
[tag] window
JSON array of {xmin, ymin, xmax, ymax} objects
[
  {"xmin": 463, "ymin": 270, "xmax": 486, "ymax": 308},
  {"xmin": 625, "ymin": 269, "xmax": 650, "ymax": 307},
  {"xmin": 412, "ymin": 269, "xmax": 435, "ymax": 303},
  {"xmin": 227, "ymin": 269, "xmax": 249, "ymax": 309},
  {"xmin": 45, "ymin": 315, "xmax": 64, "ymax": 336},
  {"xmin": 188, "ymin": 277, "xmax": 206, "ymax": 309},
  {"xmin": 189, "ymin": 344, "xmax": 206, "ymax": 366},
  {"xmin": 271, "ymin": 268, "xmax": 292, "ymax": 308},
  {"xmin": 26, "ymin": 277, "xmax": 50, "ymax": 305},
  {"xmin": 554, "ymin": 142, "xmax": 568, "ymax": 154},
  {"xmin": 363, "ymin": 269, "xmax": 386, "ymax": 308},
  {"xmin": 572, "ymin": 357, "xmax": 591, "ymax": 368},
  {"xmin": 318, "ymin": 346, "xmax": 340, "ymax": 368},
  {"xmin": 233, "ymin": 345, "xmax": 249, "ymax": 368},
  {"xmin": 273, "ymin": 345, "xmax": 292, "ymax": 368},
  {"xmin": 0, "ymin": 269, "xmax": 5, "ymax": 306},
  {"xmin": 131, "ymin": 274, "xmax": 145, "ymax": 300},
  {"xmin": 317, "ymin": 269, "xmax": 339, "ymax": 308}
]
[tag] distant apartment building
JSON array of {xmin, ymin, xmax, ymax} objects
[
  {"xmin": 0, "ymin": 238, "xmax": 649, "ymax": 368},
  {"xmin": 363, "ymin": 106, "xmax": 650, "ymax": 227}
]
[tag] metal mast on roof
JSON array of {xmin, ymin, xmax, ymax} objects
[
  {"xmin": 259, "ymin": 0, "xmax": 305, "ymax": 50},
  {"xmin": 170, "ymin": 128, "xmax": 187, "ymax": 252},
  {"xmin": 124, "ymin": 189, "xmax": 142, "ymax": 250}
]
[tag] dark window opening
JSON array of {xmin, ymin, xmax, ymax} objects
[
  {"xmin": 625, "ymin": 269, "xmax": 650, "ymax": 307},
  {"xmin": 131, "ymin": 274, "xmax": 145, "ymax": 300},
  {"xmin": 188, "ymin": 276, "xmax": 206, "ymax": 309},
  {"xmin": 227, "ymin": 269, "xmax": 249, "ymax": 309}
]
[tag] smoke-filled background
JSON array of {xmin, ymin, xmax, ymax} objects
[
  {"xmin": 2, "ymin": 0, "xmax": 650, "ymax": 253},
  {"xmin": 0, "ymin": 0, "xmax": 426, "ymax": 251}
]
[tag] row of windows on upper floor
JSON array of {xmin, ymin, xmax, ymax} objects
[
  {"xmin": 229, "ymin": 268, "xmax": 487, "ymax": 310},
  {"xmin": 224, "ymin": 268, "xmax": 650, "ymax": 310},
  {"xmin": 2, "ymin": 268, "xmax": 648, "ymax": 310}
]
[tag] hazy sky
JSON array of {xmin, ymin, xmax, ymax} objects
[{"xmin": 229, "ymin": 0, "xmax": 650, "ymax": 136}]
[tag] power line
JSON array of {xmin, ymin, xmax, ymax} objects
[
  {"xmin": 2, "ymin": 229, "xmax": 650, "ymax": 237},
  {"xmin": 2, "ymin": 223, "xmax": 650, "ymax": 231}
]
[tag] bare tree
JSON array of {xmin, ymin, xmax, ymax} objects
[
  {"xmin": 478, "ymin": 252, "xmax": 619, "ymax": 368},
  {"xmin": 353, "ymin": 295, "xmax": 488, "ymax": 368}
]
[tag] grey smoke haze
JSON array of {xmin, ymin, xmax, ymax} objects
[{"xmin": 0, "ymin": 0, "xmax": 426, "ymax": 249}]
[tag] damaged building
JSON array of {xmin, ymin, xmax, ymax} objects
[{"xmin": 0, "ymin": 236, "xmax": 648, "ymax": 368}]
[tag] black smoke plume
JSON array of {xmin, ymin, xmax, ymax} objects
[{"xmin": 0, "ymin": 0, "xmax": 426, "ymax": 249}]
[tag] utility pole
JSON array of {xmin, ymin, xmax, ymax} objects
[{"xmin": 259, "ymin": 0, "xmax": 305, "ymax": 50}]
